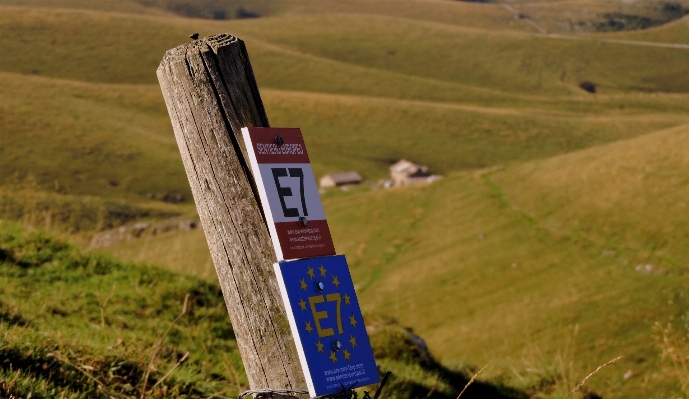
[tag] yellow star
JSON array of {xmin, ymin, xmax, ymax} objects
[
  {"xmin": 332, "ymin": 275, "xmax": 340, "ymax": 288},
  {"xmin": 343, "ymin": 349, "xmax": 351, "ymax": 361},
  {"xmin": 329, "ymin": 351, "xmax": 337, "ymax": 363},
  {"xmin": 305, "ymin": 322, "xmax": 313, "ymax": 334},
  {"xmin": 319, "ymin": 265, "xmax": 327, "ymax": 277},
  {"xmin": 300, "ymin": 279, "xmax": 307, "ymax": 291},
  {"xmin": 307, "ymin": 267, "xmax": 315, "ymax": 279},
  {"xmin": 316, "ymin": 341, "xmax": 324, "ymax": 353},
  {"xmin": 299, "ymin": 298, "xmax": 307, "ymax": 311},
  {"xmin": 349, "ymin": 335, "xmax": 357, "ymax": 347},
  {"xmin": 349, "ymin": 314, "xmax": 357, "ymax": 328},
  {"xmin": 343, "ymin": 293, "xmax": 351, "ymax": 305}
]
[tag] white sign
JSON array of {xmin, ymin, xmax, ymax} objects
[{"xmin": 242, "ymin": 127, "xmax": 336, "ymax": 260}]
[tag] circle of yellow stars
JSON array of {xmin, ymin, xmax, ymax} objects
[{"xmin": 299, "ymin": 264, "xmax": 358, "ymax": 363}]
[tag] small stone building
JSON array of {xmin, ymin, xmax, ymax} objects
[
  {"xmin": 389, "ymin": 159, "xmax": 430, "ymax": 186},
  {"xmin": 319, "ymin": 171, "xmax": 363, "ymax": 188}
]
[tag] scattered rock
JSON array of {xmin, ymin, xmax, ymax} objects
[
  {"xmin": 635, "ymin": 264, "xmax": 654, "ymax": 273},
  {"xmin": 161, "ymin": 192, "xmax": 185, "ymax": 203},
  {"xmin": 90, "ymin": 218, "xmax": 200, "ymax": 248}
]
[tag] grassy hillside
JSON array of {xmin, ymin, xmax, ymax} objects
[
  {"xmin": 608, "ymin": 14, "xmax": 689, "ymax": 43},
  {"xmin": 10, "ymin": 66, "xmax": 686, "ymax": 200},
  {"xmin": 102, "ymin": 122, "xmax": 689, "ymax": 398},
  {"xmin": 499, "ymin": 0, "xmax": 689, "ymax": 33},
  {"xmin": 0, "ymin": 223, "xmax": 522, "ymax": 399},
  {"xmin": 107, "ymin": 162, "xmax": 689, "ymax": 398},
  {"xmin": 2, "ymin": 5, "xmax": 689, "ymax": 202},
  {"xmin": 3, "ymin": 0, "xmax": 689, "ymax": 398},
  {"xmin": 326, "ymin": 123, "xmax": 689, "ymax": 398},
  {"xmin": 0, "ymin": 222, "xmax": 245, "ymax": 398},
  {"xmin": 0, "ymin": 72, "xmax": 189, "ymax": 202},
  {"xmin": 230, "ymin": 13, "xmax": 689, "ymax": 95},
  {"xmin": 492, "ymin": 122, "xmax": 689, "ymax": 272}
]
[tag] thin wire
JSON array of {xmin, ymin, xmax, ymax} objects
[
  {"xmin": 237, "ymin": 388, "xmax": 354, "ymax": 399},
  {"xmin": 238, "ymin": 389, "xmax": 309, "ymax": 399},
  {"xmin": 238, "ymin": 371, "xmax": 391, "ymax": 399}
]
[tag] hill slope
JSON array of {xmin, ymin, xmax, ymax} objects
[
  {"xmin": 493, "ymin": 122, "xmax": 689, "ymax": 272},
  {"xmin": 328, "ymin": 123, "xmax": 689, "ymax": 398},
  {"xmin": 0, "ymin": 223, "xmax": 522, "ymax": 399},
  {"xmin": 3, "ymin": 1, "xmax": 689, "ymax": 398},
  {"xmin": 106, "ymin": 123, "xmax": 689, "ymax": 398},
  {"xmin": 2, "ymin": 5, "xmax": 689, "ymax": 206}
]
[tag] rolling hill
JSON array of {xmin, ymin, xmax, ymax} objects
[{"xmin": 2, "ymin": 0, "xmax": 689, "ymax": 398}]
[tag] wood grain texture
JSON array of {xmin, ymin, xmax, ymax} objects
[{"xmin": 156, "ymin": 34, "xmax": 306, "ymax": 393}]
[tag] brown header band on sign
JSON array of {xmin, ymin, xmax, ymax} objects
[
  {"xmin": 246, "ymin": 127, "xmax": 311, "ymax": 164},
  {"xmin": 274, "ymin": 219, "xmax": 336, "ymax": 260}
]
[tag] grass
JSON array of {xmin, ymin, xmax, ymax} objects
[
  {"xmin": 0, "ymin": 71, "xmax": 190, "ymax": 202},
  {"xmin": 0, "ymin": 223, "xmax": 520, "ymax": 399},
  {"xmin": 608, "ymin": 14, "xmax": 689, "ymax": 43},
  {"xmin": 0, "ymin": 222, "xmax": 245, "ymax": 398},
  {"xmin": 322, "ymin": 172, "xmax": 689, "ymax": 398},
  {"xmin": 107, "ymin": 121, "xmax": 689, "ymax": 397},
  {"xmin": 500, "ymin": 0, "xmax": 689, "ymax": 33},
  {"xmin": 2, "ymin": 3, "xmax": 689, "ymax": 193},
  {"xmin": 492, "ymin": 122, "xmax": 689, "ymax": 268},
  {"xmin": 0, "ymin": 186, "xmax": 183, "ymax": 235},
  {"xmin": 3, "ymin": 10, "xmax": 689, "ymax": 192},
  {"xmin": 3, "ymin": 0, "xmax": 689, "ymax": 398},
  {"xmin": 103, "ymin": 228, "xmax": 216, "ymax": 281},
  {"xmin": 228, "ymin": 13, "xmax": 689, "ymax": 94}
]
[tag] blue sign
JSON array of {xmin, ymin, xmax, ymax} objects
[{"xmin": 274, "ymin": 255, "xmax": 380, "ymax": 396}]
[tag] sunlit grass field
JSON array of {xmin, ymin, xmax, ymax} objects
[{"xmin": 3, "ymin": 0, "xmax": 689, "ymax": 397}]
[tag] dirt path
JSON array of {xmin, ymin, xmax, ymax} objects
[
  {"xmin": 502, "ymin": 4, "xmax": 549, "ymax": 35},
  {"xmin": 594, "ymin": 38, "xmax": 689, "ymax": 49}
]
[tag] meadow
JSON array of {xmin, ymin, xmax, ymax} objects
[{"xmin": 2, "ymin": 0, "xmax": 689, "ymax": 398}]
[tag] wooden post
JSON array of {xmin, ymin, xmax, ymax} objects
[{"xmin": 156, "ymin": 34, "xmax": 307, "ymax": 393}]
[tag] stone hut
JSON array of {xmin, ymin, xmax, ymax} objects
[
  {"xmin": 389, "ymin": 159, "xmax": 430, "ymax": 186},
  {"xmin": 319, "ymin": 171, "xmax": 363, "ymax": 188}
]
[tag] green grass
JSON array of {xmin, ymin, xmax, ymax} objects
[
  {"xmin": 0, "ymin": 186, "xmax": 184, "ymax": 235},
  {"xmin": 99, "ymin": 121, "xmax": 689, "ymax": 398},
  {"xmin": 609, "ymin": 14, "xmax": 689, "ymax": 43},
  {"xmin": 103, "ymin": 227, "xmax": 216, "ymax": 281},
  {"xmin": 492, "ymin": 122, "xmax": 689, "ymax": 272},
  {"xmin": 0, "ymin": 223, "xmax": 520, "ymax": 399},
  {"xmin": 323, "ymin": 176, "xmax": 689, "ymax": 398},
  {"xmin": 228, "ymin": 13, "xmax": 689, "ymax": 94},
  {"xmin": 3, "ymin": 28, "xmax": 689, "ymax": 194},
  {"xmin": 264, "ymin": 89, "xmax": 689, "ymax": 179},
  {"xmin": 115, "ymin": 153, "xmax": 689, "ymax": 398},
  {"xmin": 0, "ymin": 222, "xmax": 246, "ymax": 398},
  {"xmin": 0, "ymin": 0, "xmax": 166, "ymax": 15},
  {"xmin": 4, "ymin": 1, "xmax": 689, "ymax": 398},
  {"xmin": 499, "ymin": 0, "xmax": 689, "ymax": 33},
  {"xmin": 0, "ymin": 71, "xmax": 190, "ymax": 202}
]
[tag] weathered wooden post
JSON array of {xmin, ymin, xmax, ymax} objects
[{"xmin": 156, "ymin": 34, "xmax": 307, "ymax": 393}]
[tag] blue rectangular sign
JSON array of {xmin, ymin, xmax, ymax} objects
[{"xmin": 274, "ymin": 255, "xmax": 380, "ymax": 396}]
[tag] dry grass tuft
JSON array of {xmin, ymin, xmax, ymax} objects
[
  {"xmin": 563, "ymin": 357, "xmax": 623, "ymax": 399},
  {"xmin": 456, "ymin": 364, "xmax": 488, "ymax": 399}
]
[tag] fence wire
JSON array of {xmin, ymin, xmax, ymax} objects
[{"xmin": 238, "ymin": 371, "xmax": 392, "ymax": 399}]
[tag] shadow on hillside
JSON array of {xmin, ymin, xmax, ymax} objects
[
  {"xmin": 392, "ymin": 360, "xmax": 526, "ymax": 399},
  {"xmin": 133, "ymin": 0, "xmax": 278, "ymax": 20},
  {"xmin": 368, "ymin": 315, "xmax": 526, "ymax": 399}
]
